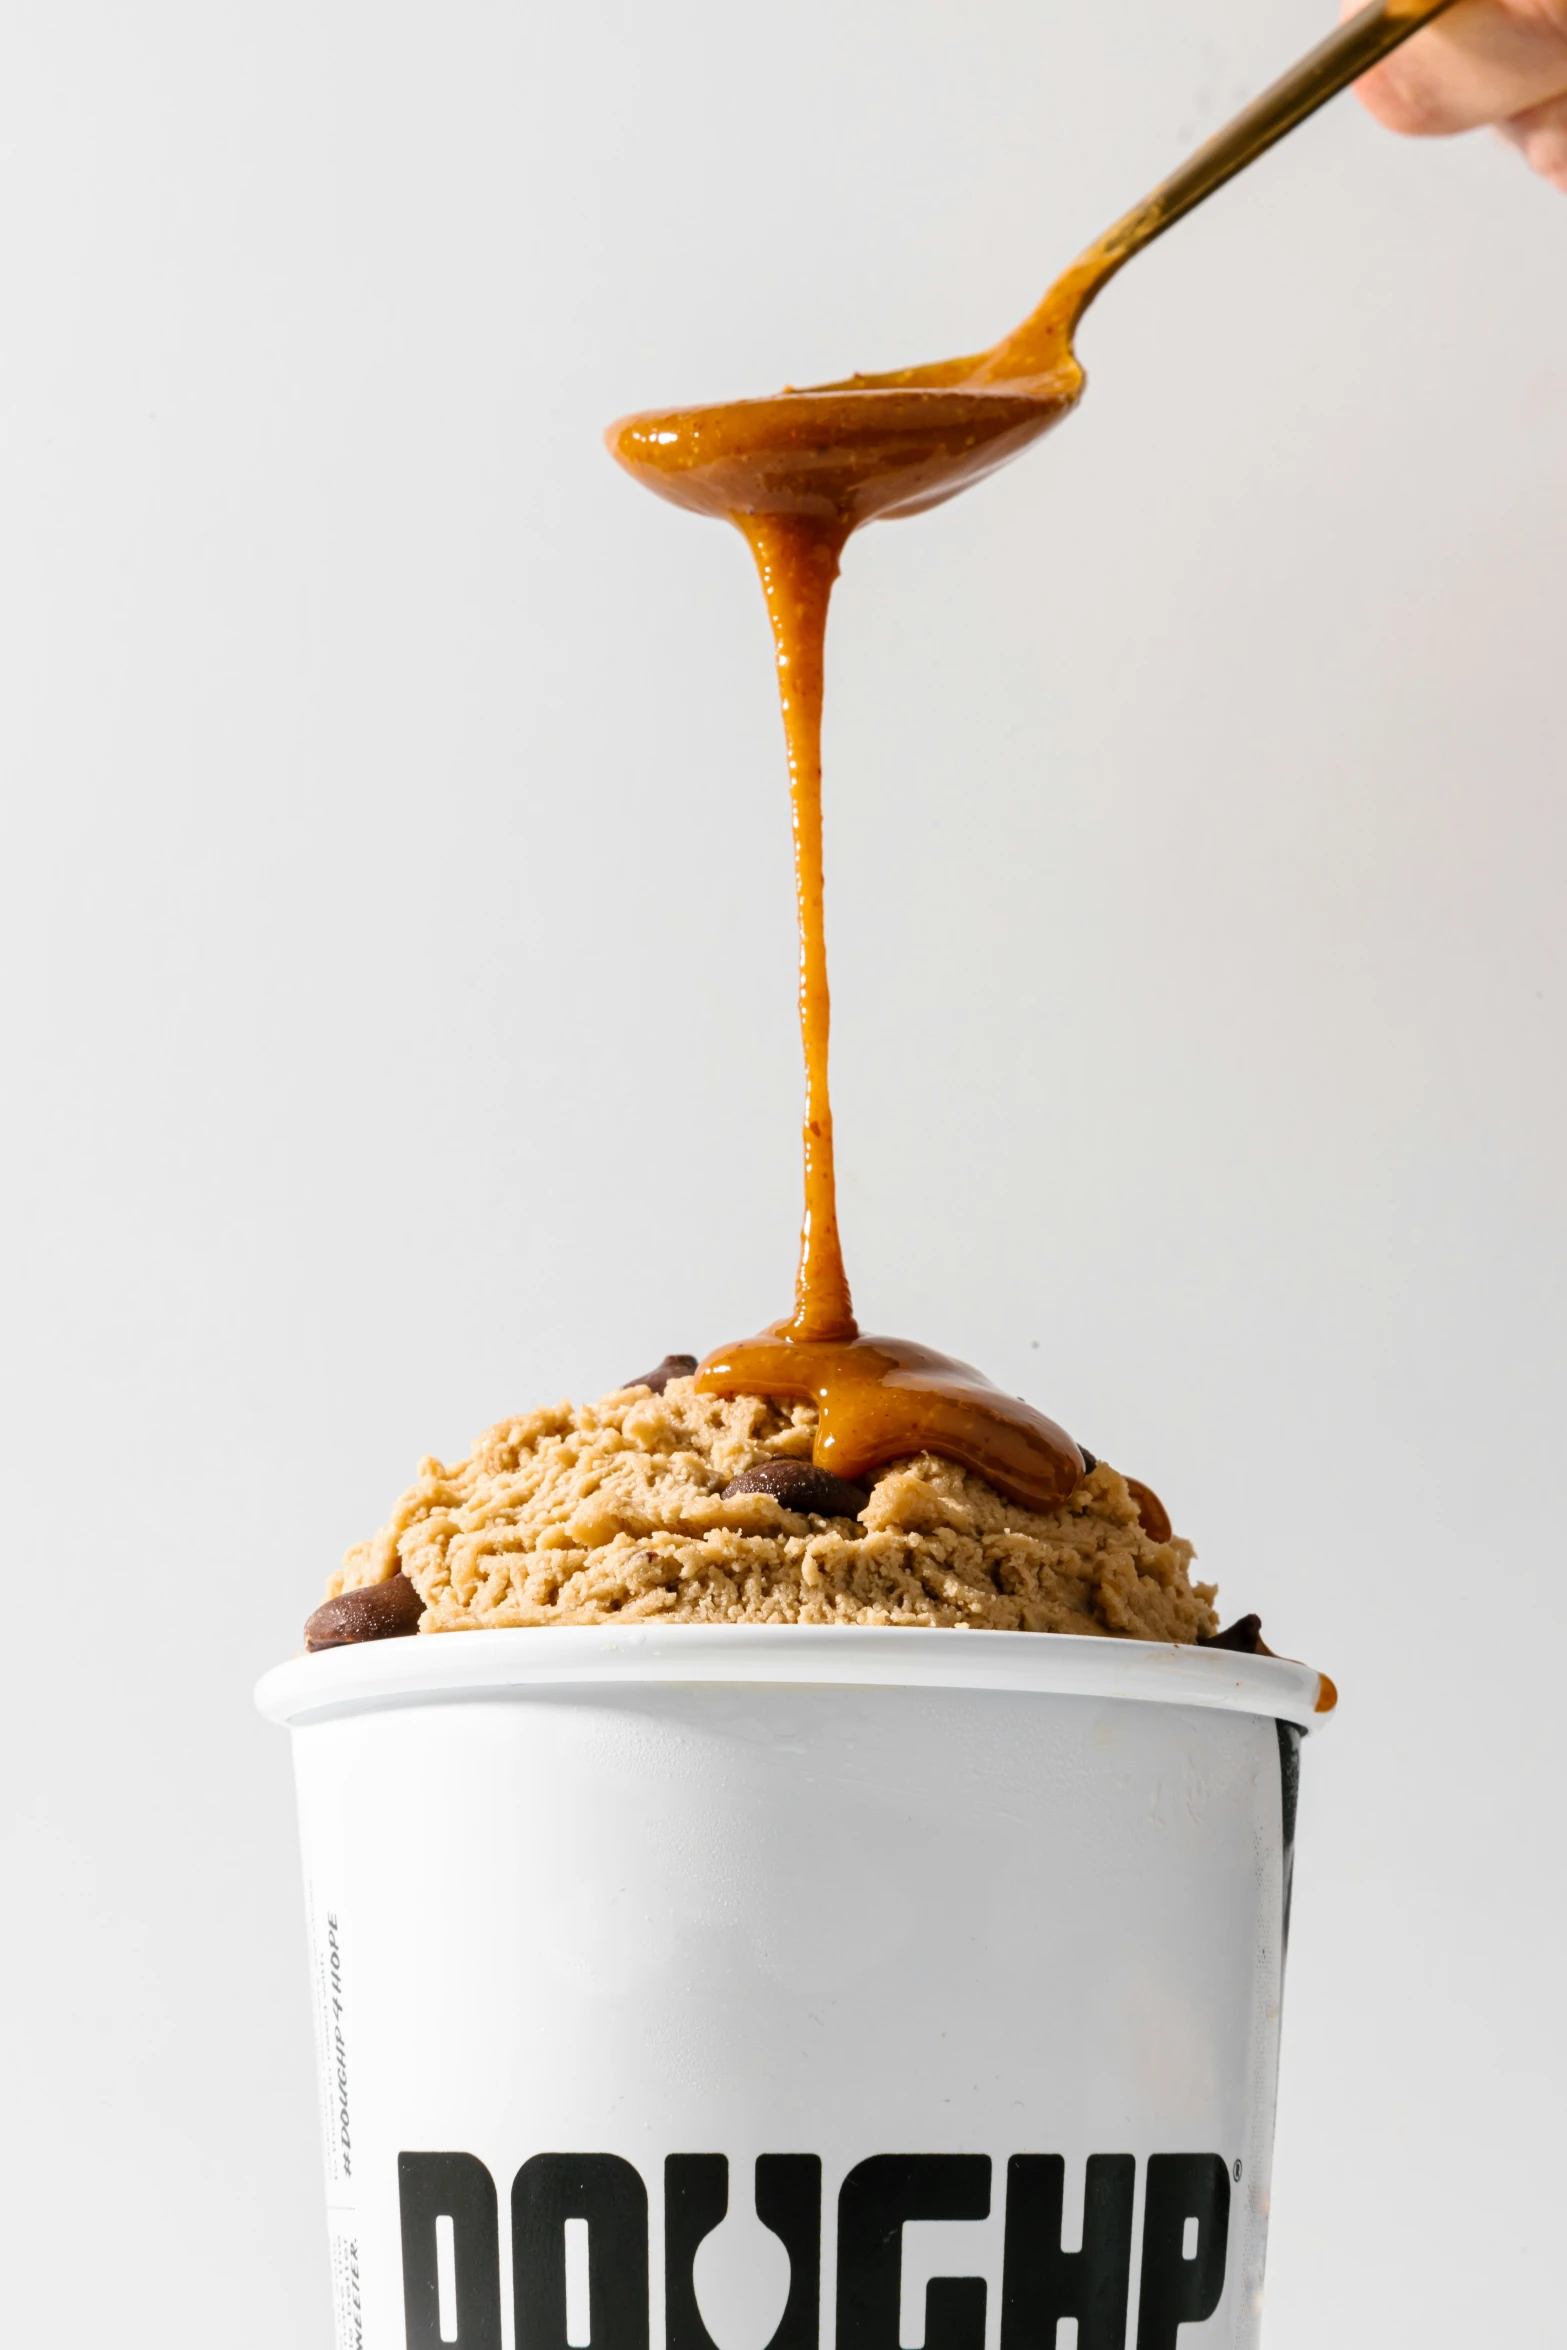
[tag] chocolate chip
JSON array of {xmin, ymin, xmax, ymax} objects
[
  {"xmin": 1200, "ymin": 1613, "xmax": 1275, "ymax": 1657},
  {"xmin": 1077, "ymin": 1445, "xmax": 1097, "ymax": 1474},
  {"xmin": 305, "ymin": 1570, "xmax": 424, "ymax": 1653},
  {"xmin": 623, "ymin": 1353, "xmax": 698, "ymax": 1395},
  {"xmin": 1125, "ymin": 1476, "xmax": 1173, "ymax": 1544},
  {"xmin": 721, "ymin": 1458, "xmax": 870, "ymax": 1517}
]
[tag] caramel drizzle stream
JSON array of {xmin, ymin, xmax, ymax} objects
[{"xmin": 742, "ymin": 513, "xmax": 857, "ymax": 1344}]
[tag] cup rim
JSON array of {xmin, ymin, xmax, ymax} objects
[{"xmin": 255, "ymin": 1621, "xmax": 1332, "ymax": 1732}]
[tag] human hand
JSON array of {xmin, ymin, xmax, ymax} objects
[{"xmin": 1344, "ymin": 0, "xmax": 1567, "ymax": 189}]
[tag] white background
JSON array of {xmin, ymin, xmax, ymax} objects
[{"xmin": 1, "ymin": 0, "xmax": 1561, "ymax": 2342}]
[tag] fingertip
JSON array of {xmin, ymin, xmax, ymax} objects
[
  {"xmin": 1354, "ymin": 53, "xmax": 1475, "ymax": 138},
  {"xmin": 1502, "ymin": 91, "xmax": 1567, "ymax": 190}
]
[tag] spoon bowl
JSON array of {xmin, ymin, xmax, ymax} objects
[
  {"xmin": 609, "ymin": 0, "xmax": 1458, "ymax": 530},
  {"xmin": 609, "ymin": 371, "xmax": 1083, "ymax": 528}
]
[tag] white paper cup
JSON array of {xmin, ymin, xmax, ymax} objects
[{"xmin": 257, "ymin": 1625, "xmax": 1328, "ymax": 2350}]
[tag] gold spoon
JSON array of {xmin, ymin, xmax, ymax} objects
[{"xmin": 610, "ymin": 0, "xmax": 1463, "ymax": 526}]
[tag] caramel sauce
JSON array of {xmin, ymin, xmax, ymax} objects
[
  {"xmin": 607, "ymin": 374, "xmax": 1080, "ymax": 534},
  {"xmin": 702, "ymin": 1327, "xmax": 1083, "ymax": 1514},
  {"xmin": 603, "ymin": 237, "xmax": 1120, "ymax": 1507},
  {"xmin": 607, "ymin": 276, "xmax": 1095, "ymax": 1508}
]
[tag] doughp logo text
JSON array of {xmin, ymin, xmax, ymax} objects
[{"xmin": 398, "ymin": 2149, "xmax": 1230, "ymax": 2350}]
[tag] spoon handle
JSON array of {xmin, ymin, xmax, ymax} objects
[
  {"xmin": 986, "ymin": 0, "xmax": 1463, "ymax": 372},
  {"xmin": 1101, "ymin": 0, "xmax": 1462, "ymax": 274}
]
